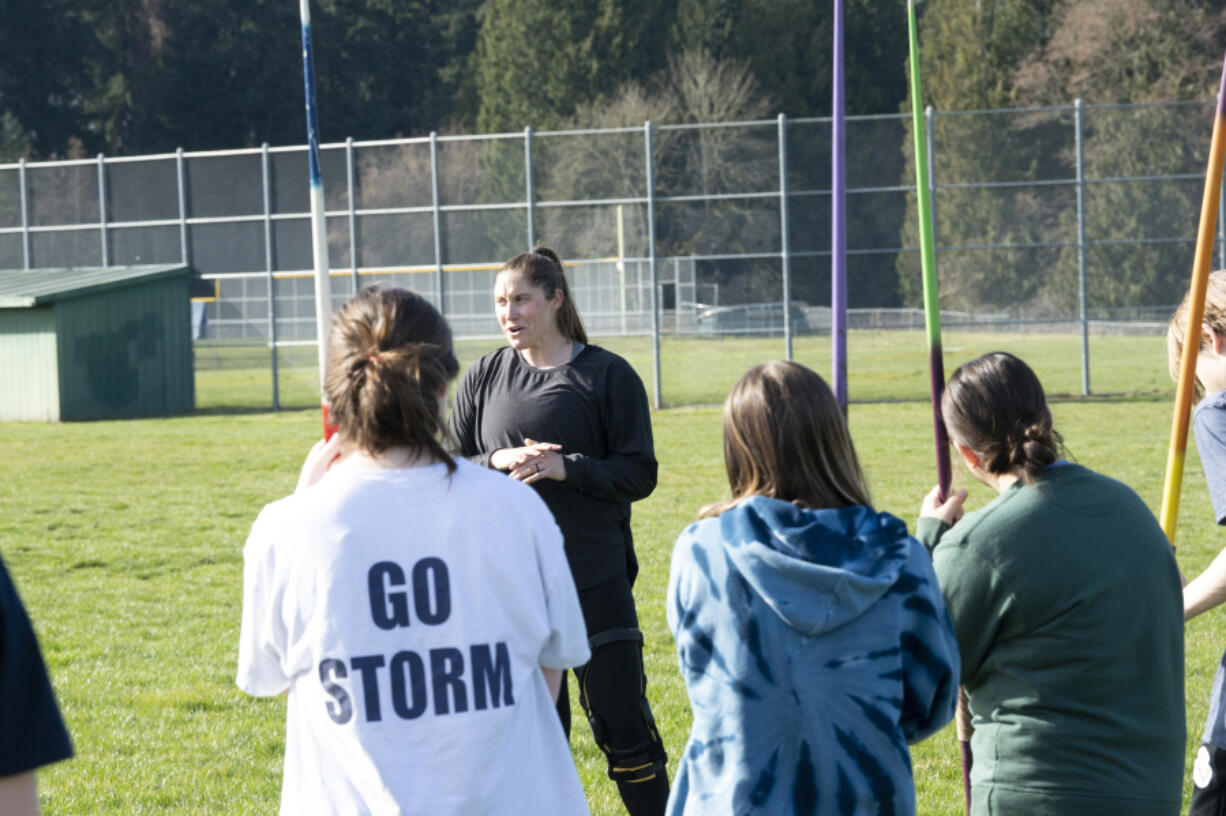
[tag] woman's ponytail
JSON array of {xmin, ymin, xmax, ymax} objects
[
  {"xmin": 1007, "ymin": 420, "xmax": 1060, "ymax": 483},
  {"xmin": 324, "ymin": 287, "xmax": 459, "ymax": 469},
  {"xmin": 941, "ymin": 352, "xmax": 1062, "ymax": 484}
]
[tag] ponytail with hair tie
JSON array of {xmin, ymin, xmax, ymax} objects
[{"xmin": 324, "ymin": 287, "xmax": 460, "ymax": 469}]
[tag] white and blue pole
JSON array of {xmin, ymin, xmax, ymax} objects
[{"xmin": 300, "ymin": 0, "xmax": 335, "ymax": 435}]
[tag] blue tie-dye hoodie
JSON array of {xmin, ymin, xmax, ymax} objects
[{"xmin": 666, "ymin": 496, "xmax": 959, "ymax": 816}]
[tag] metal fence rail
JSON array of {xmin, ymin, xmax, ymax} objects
[{"xmin": 0, "ymin": 98, "xmax": 1220, "ymax": 407}]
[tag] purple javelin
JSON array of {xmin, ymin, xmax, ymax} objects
[{"xmin": 831, "ymin": 0, "xmax": 848, "ymax": 412}]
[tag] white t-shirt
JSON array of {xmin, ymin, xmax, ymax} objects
[{"xmin": 237, "ymin": 458, "xmax": 591, "ymax": 815}]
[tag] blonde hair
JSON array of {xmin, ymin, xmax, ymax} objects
[
  {"xmin": 1167, "ymin": 270, "xmax": 1226, "ymax": 395},
  {"xmin": 699, "ymin": 361, "xmax": 870, "ymax": 518}
]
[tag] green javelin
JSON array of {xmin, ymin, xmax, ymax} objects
[
  {"xmin": 907, "ymin": 0, "xmax": 952, "ymax": 497},
  {"xmin": 909, "ymin": 8, "xmax": 966, "ymax": 809}
]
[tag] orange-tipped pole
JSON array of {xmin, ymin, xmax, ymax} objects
[
  {"xmin": 1160, "ymin": 51, "xmax": 1226, "ymax": 545},
  {"xmin": 322, "ymin": 401, "xmax": 338, "ymax": 441}
]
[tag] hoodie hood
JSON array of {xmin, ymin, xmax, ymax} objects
[{"xmin": 718, "ymin": 495, "xmax": 912, "ymax": 636}]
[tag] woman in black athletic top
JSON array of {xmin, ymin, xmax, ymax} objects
[{"xmin": 449, "ymin": 247, "xmax": 668, "ymax": 816}]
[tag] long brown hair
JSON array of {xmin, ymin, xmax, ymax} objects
[
  {"xmin": 498, "ymin": 246, "xmax": 588, "ymax": 344},
  {"xmin": 700, "ymin": 361, "xmax": 870, "ymax": 518},
  {"xmin": 324, "ymin": 287, "xmax": 459, "ymax": 471},
  {"xmin": 1167, "ymin": 269, "xmax": 1226, "ymax": 396},
  {"xmin": 941, "ymin": 352, "xmax": 1062, "ymax": 485}
]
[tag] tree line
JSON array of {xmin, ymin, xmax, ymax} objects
[
  {"xmin": 0, "ymin": 0, "xmax": 902, "ymax": 159},
  {"xmin": 3, "ymin": 0, "xmax": 1225, "ymax": 310}
]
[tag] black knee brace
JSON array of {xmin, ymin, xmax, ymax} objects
[{"xmin": 578, "ymin": 628, "xmax": 668, "ymax": 784}]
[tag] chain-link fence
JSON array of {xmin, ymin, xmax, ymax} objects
[{"xmin": 0, "ymin": 99, "xmax": 1218, "ymax": 408}]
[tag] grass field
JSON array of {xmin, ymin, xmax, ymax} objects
[
  {"xmin": 2, "ymin": 330, "xmax": 1219, "ymax": 814},
  {"xmin": 196, "ymin": 328, "xmax": 1176, "ymax": 412}
]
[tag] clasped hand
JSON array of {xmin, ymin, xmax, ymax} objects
[
  {"xmin": 919, "ymin": 484, "xmax": 968, "ymax": 526},
  {"xmin": 491, "ymin": 438, "xmax": 566, "ymax": 485}
]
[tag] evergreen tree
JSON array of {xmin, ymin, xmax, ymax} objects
[
  {"xmin": 674, "ymin": 0, "xmax": 910, "ymax": 306},
  {"xmin": 313, "ymin": 0, "xmax": 482, "ymax": 139},
  {"xmin": 674, "ymin": 0, "xmax": 908, "ymax": 118},
  {"xmin": 0, "ymin": 0, "xmax": 102, "ymax": 158},
  {"xmin": 673, "ymin": 0, "xmax": 742, "ymax": 59},
  {"xmin": 472, "ymin": 0, "xmax": 675, "ymax": 133},
  {"xmin": 896, "ymin": 0, "xmax": 1062, "ymax": 312},
  {"xmin": 1013, "ymin": 0, "xmax": 1226, "ymax": 311}
]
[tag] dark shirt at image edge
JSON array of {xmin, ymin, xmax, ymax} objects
[
  {"xmin": 449, "ymin": 345, "xmax": 657, "ymax": 589},
  {"xmin": 0, "ymin": 554, "xmax": 73, "ymax": 776}
]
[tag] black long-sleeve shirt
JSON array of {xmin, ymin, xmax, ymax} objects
[{"xmin": 448, "ymin": 345, "xmax": 657, "ymax": 588}]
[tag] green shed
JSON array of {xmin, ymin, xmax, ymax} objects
[{"xmin": 0, "ymin": 265, "xmax": 195, "ymax": 421}]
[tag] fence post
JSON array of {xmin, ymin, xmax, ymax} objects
[
  {"xmin": 429, "ymin": 131, "xmax": 445, "ymax": 315},
  {"xmin": 346, "ymin": 136, "xmax": 358, "ymax": 294},
  {"xmin": 262, "ymin": 143, "xmax": 280, "ymax": 410},
  {"xmin": 97, "ymin": 154, "xmax": 109, "ymax": 267},
  {"xmin": 778, "ymin": 113, "xmax": 793, "ymax": 361},
  {"xmin": 525, "ymin": 127, "xmax": 536, "ymax": 250},
  {"xmin": 176, "ymin": 148, "xmax": 189, "ymax": 266},
  {"xmin": 617, "ymin": 204, "xmax": 627, "ymax": 335},
  {"xmin": 18, "ymin": 157, "xmax": 30, "ymax": 269},
  {"xmin": 1075, "ymin": 99, "xmax": 1090, "ymax": 396},
  {"xmin": 645, "ymin": 121, "xmax": 662, "ymax": 410}
]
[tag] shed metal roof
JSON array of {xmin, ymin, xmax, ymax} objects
[{"xmin": 0, "ymin": 265, "xmax": 191, "ymax": 308}]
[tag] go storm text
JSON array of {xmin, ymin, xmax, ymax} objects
[{"xmin": 317, "ymin": 558, "xmax": 514, "ymax": 724}]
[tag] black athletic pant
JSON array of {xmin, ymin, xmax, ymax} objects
[
  {"xmin": 556, "ymin": 572, "xmax": 668, "ymax": 816},
  {"xmin": 1192, "ymin": 743, "xmax": 1226, "ymax": 816}
]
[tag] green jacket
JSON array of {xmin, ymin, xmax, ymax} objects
[{"xmin": 917, "ymin": 464, "xmax": 1184, "ymax": 816}]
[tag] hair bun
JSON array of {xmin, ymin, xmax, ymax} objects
[{"xmin": 1018, "ymin": 421, "xmax": 1057, "ymax": 472}]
